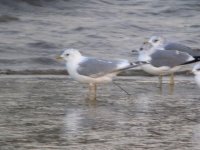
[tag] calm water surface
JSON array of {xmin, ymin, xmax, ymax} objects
[
  {"xmin": 0, "ymin": 0, "xmax": 200, "ymax": 70},
  {"xmin": 0, "ymin": 75, "xmax": 200, "ymax": 149}
]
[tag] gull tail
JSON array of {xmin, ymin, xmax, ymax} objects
[
  {"xmin": 181, "ymin": 56, "xmax": 200, "ymax": 65},
  {"xmin": 193, "ymin": 48, "xmax": 200, "ymax": 51}
]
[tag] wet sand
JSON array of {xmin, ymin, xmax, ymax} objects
[{"xmin": 0, "ymin": 75, "xmax": 200, "ymax": 150}]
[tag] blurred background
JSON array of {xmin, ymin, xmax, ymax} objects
[{"xmin": 0, "ymin": 0, "xmax": 200, "ymax": 71}]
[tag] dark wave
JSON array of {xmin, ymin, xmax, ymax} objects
[
  {"xmin": 0, "ymin": 57, "xmax": 59, "ymax": 65},
  {"xmin": 27, "ymin": 41, "xmax": 59, "ymax": 49},
  {"xmin": 0, "ymin": 69, "xmax": 68, "ymax": 75},
  {"xmin": 0, "ymin": 0, "xmax": 53, "ymax": 7},
  {"xmin": 0, "ymin": 15, "xmax": 19, "ymax": 23}
]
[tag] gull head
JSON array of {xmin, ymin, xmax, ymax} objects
[
  {"xmin": 148, "ymin": 36, "xmax": 165, "ymax": 48},
  {"xmin": 137, "ymin": 36, "xmax": 164, "ymax": 53},
  {"xmin": 59, "ymin": 48, "xmax": 82, "ymax": 62},
  {"xmin": 192, "ymin": 63, "xmax": 200, "ymax": 75},
  {"xmin": 138, "ymin": 41, "xmax": 153, "ymax": 53}
]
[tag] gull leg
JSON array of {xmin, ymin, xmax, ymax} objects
[
  {"xmin": 94, "ymin": 83, "xmax": 97, "ymax": 97},
  {"xmin": 169, "ymin": 73, "xmax": 175, "ymax": 85},
  {"xmin": 169, "ymin": 73, "xmax": 175, "ymax": 95},
  {"xmin": 168, "ymin": 83, "xmax": 174, "ymax": 95},
  {"xmin": 88, "ymin": 83, "xmax": 96, "ymax": 101}
]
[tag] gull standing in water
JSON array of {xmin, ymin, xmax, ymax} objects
[
  {"xmin": 142, "ymin": 36, "xmax": 200, "ymax": 86},
  {"xmin": 135, "ymin": 42, "xmax": 200, "ymax": 87},
  {"xmin": 192, "ymin": 63, "xmax": 200, "ymax": 88},
  {"xmin": 57, "ymin": 48, "xmax": 139, "ymax": 100}
]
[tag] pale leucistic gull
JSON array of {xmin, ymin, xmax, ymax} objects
[
  {"xmin": 135, "ymin": 42, "xmax": 200, "ymax": 87},
  {"xmin": 192, "ymin": 63, "xmax": 200, "ymax": 88},
  {"xmin": 57, "ymin": 48, "xmax": 140, "ymax": 99}
]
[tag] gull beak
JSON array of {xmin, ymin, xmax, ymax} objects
[
  {"xmin": 143, "ymin": 41, "xmax": 148, "ymax": 45},
  {"xmin": 56, "ymin": 56, "xmax": 63, "ymax": 60},
  {"xmin": 132, "ymin": 49, "xmax": 138, "ymax": 53}
]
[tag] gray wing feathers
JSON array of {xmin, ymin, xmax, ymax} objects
[
  {"xmin": 165, "ymin": 42, "xmax": 200, "ymax": 56},
  {"xmin": 164, "ymin": 42, "xmax": 191, "ymax": 51},
  {"xmin": 150, "ymin": 50, "xmax": 192, "ymax": 68},
  {"xmin": 77, "ymin": 58, "xmax": 123, "ymax": 78}
]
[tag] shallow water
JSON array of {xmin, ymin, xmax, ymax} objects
[
  {"xmin": 0, "ymin": 0, "xmax": 200, "ymax": 71},
  {"xmin": 0, "ymin": 75, "xmax": 200, "ymax": 150}
]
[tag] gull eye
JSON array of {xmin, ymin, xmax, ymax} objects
[
  {"xmin": 153, "ymin": 39, "xmax": 158, "ymax": 43},
  {"xmin": 197, "ymin": 68, "xmax": 200, "ymax": 71},
  {"xmin": 65, "ymin": 53, "xmax": 69, "ymax": 56},
  {"xmin": 139, "ymin": 47, "xmax": 143, "ymax": 51}
]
